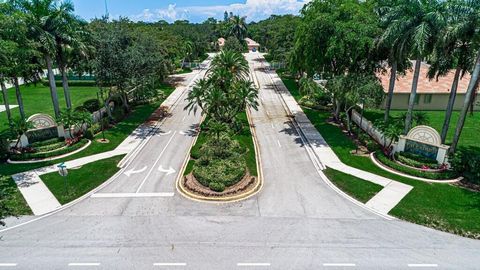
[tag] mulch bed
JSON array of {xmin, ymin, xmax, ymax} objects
[
  {"xmin": 183, "ymin": 172, "xmax": 257, "ymax": 198},
  {"xmin": 454, "ymin": 180, "xmax": 480, "ymax": 193}
]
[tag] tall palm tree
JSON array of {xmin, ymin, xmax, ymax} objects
[
  {"xmin": 229, "ymin": 15, "xmax": 247, "ymax": 41},
  {"xmin": 381, "ymin": 0, "xmax": 445, "ymax": 133},
  {"xmin": 181, "ymin": 40, "xmax": 194, "ymax": 69},
  {"xmin": 55, "ymin": 16, "xmax": 89, "ymax": 109},
  {"xmin": 208, "ymin": 50, "xmax": 249, "ymax": 79},
  {"xmin": 18, "ymin": 0, "xmax": 77, "ymax": 118},
  {"xmin": 450, "ymin": 0, "xmax": 480, "ymax": 153},
  {"xmin": 428, "ymin": 0, "xmax": 476, "ymax": 144}
]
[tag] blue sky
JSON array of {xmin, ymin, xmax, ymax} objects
[{"xmin": 72, "ymin": 0, "xmax": 310, "ymax": 23}]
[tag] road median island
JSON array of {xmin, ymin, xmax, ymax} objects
[{"xmin": 177, "ymin": 110, "xmax": 263, "ymax": 202}]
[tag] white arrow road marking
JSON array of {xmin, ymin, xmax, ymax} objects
[
  {"xmin": 136, "ymin": 131, "xmax": 177, "ymax": 193},
  {"xmin": 179, "ymin": 130, "xmax": 197, "ymax": 136},
  {"xmin": 158, "ymin": 166, "xmax": 176, "ymax": 176},
  {"xmin": 123, "ymin": 166, "xmax": 148, "ymax": 177},
  {"xmin": 157, "ymin": 130, "xmax": 172, "ymax": 136}
]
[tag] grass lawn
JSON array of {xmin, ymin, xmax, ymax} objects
[
  {"xmin": 324, "ymin": 168, "xmax": 383, "ymax": 203},
  {"xmin": 0, "ymin": 176, "xmax": 32, "ymax": 217},
  {"xmin": 0, "ymin": 84, "xmax": 99, "ymax": 134},
  {"xmin": 364, "ymin": 109, "xmax": 480, "ymax": 148},
  {"xmin": 41, "ymin": 155, "xmax": 124, "ymax": 204},
  {"xmin": 281, "ymin": 75, "xmax": 480, "ymax": 239},
  {"xmin": 0, "ymin": 83, "xmax": 175, "ymax": 177}
]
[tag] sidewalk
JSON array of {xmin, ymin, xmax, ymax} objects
[
  {"xmin": 263, "ymin": 58, "xmax": 413, "ymax": 215},
  {"xmin": 11, "ymin": 70, "xmax": 200, "ymax": 216}
]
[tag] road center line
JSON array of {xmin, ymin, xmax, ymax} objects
[
  {"xmin": 323, "ymin": 263, "xmax": 356, "ymax": 267},
  {"xmin": 136, "ymin": 131, "xmax": 177, "ymax": 193},
  {"xmin": 237, "ymin": 263, "xmax": 270, "ymax": 267},
  {"xmin": 408, "ymin": 264, "xmax": 438, "ymax": 268},
  {"xmin": 68, "ymin": 263, "xmax": 100, "ymax": 267},
  {"xmin": 0, "ymin": 263, "xmax": 17, "ymax": 267},
  {"xmin": 153, "ymin": 263, "xmax": 187, "ymax": 266},
  {"xmin": 91, "ymin": 193, "xmax": 174, "ymax": 198}
]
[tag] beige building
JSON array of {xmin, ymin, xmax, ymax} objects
[
  {"xmin": 244, "ymin": 38, "xmax": 260, "ymax": 52},
  {"xmin": 377, "ymin": 61, "xmax": 479, "ymax": 111},
  {"xmin": 216, "ymin": 37, "xmax": 260, "ymax": 52}
]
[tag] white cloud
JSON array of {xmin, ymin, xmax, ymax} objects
[{"xmin": 134, "ymin": 0, "xmax": 310, "ymax": 23}]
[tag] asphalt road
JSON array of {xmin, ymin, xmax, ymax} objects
[{"xmin": 0, "ymin": 53, "xmax": 479, "ymax": 269}]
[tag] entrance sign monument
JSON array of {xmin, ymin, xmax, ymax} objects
[{"xmin": 396, "ymin": 125, "xmax": 450, "ymax": 164}]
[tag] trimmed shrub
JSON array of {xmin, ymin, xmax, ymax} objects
[
  {"xmin": 10, "ymin": 139, "xmax": 89, "ymax": 161},
  {"xmin": 193, "ymin": 159, "xmax": 246, "ymax": 189},
  {"xmin": 83, "ymin": 99, "xmax": 101, "ymax": 113},
  {"xmin": 42, "ymin": 80, "xmax": 96, "ymax": 87},
  {"xmin": 375, "ymin": 152, "xmax": 458, "ymax": 180},
  {"xmin": 209, "ymin": 182, "xmax": 226, "ymax": 192},
  {"xmin": 30, "ymin": 138, "xmax": 64, "ymax": 148},
  {"xmin": 0, "ymin": 137, "xmax": 9, "ymax": 161},
  {"xmin": 35, "ymin": 141, "xmax": 66, "ymax": 153},
  {"xmin": 450, "ymin": 147, "xmax": 480, "ymax": 184},
  {"xmin": 395, "ymin": 152, "xmax": 439, "ymax": 169}
]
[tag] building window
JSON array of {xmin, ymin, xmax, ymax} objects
[{"xmin": 424, "ymin": 94, "xmax": 433, "ymax": 104}]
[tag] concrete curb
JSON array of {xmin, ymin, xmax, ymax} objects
[
  {"xmin": 7, "ymin": 140, "xmax": 92, "ymax": 164},
  {"xmin": 370, "ymin": 152, "xmax": 462, "ymax": 183}
]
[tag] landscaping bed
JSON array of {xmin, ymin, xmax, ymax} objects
[
  {"xmin": 374, "ymin": 151, "xmax": 459, "ymax": 180},
  {"xmin": 9, "ymin": 138, "xmax": 90, "ymax": 161},
  {"xmin": 182, "ymin": 112, "xmax": 258, "ymax": 198}
]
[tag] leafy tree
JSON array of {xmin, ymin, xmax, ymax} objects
[{"xmin": 223, "ymin": 36, "xmax": 246, "ymax": 53}]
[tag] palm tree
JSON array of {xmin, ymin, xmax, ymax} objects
[
  {"xmin": 450, "ymin": 0, "xmax": 480, "ymax": 153},
  {"xmin": 229, "ymin": 15, "xmax": 247, "ymax": 41},
  {"xmin": 18, "ymin": 0, "xmax": 77, "ymax": 118},
  {"xmin": 381, "ymin": 0, "xmax": 445, "ymax": 133},
  {"xmin": 208, "ymin": 50, "xmax": 249, "ymax": 79},
  {"xmin": 55, "ymin": 16, "xmax": 90, "ymax": 109},
  {"xmin": 428, "ymin": 0, "xmax": 476, "ymax": 144},
  {"xmin": 181, "ymin": 40, "xmax": 194, "ymax": 69}
]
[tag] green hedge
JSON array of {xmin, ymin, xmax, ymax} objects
[
  {"xmin": 395, "ymin": 152, "xmax": 440, "ymax": 169},
  {"xmin": 30, "ymin": 138, "xmax": 64, "ymax": 148},
  {"xmin": 375, "ymin": 152, "xmax": 458, "ymax": 180},
  {"xmin": 35, "ymin": 141, "xmax": 66, "ymax": 153},
  {"xmin": 42, "ymin": 80, "xmax": 96, "ymax": 87},
  {"xmin": 11, "ymin": 139, "xmax": 89, "ymax": 161}
]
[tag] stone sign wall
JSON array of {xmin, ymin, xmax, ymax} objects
[{"xmin": 396, "ymin": 125, "xmax": 450, "ymax": 164}]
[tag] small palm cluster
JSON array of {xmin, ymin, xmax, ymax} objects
[
  {"xmin": 185, "ymin": 50, "xmax": 258, "ymax": 127},
  {"xmin": 186, "ymin": 50, "xmax": 259, "ymax": 193}
]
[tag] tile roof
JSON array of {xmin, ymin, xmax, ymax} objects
[{"xmin": 377, "ymin": 61, "xmax": 472, "ymax": 94}]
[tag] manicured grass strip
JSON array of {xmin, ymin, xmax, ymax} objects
[
  {"xmin": 42, "ymin": 155, "xmax": 125, "ymax": 205},
  {"xmin": 280, "ymin": 74, "xmax": 480, "ymax": 239},
  {"xmin": 0, "ymin": 176, "xmax": 32, "ymax": 217},
  {"xmin": 324, "ymin": 167, "xmax": 383, "ymax": 203},
  {"xmin": 0, "ymin": 83, "xmax": 175, "ymax": 176},
  {"xmin": 234, "ymin": 112, "xmax": 258, "ymax": 176}
]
